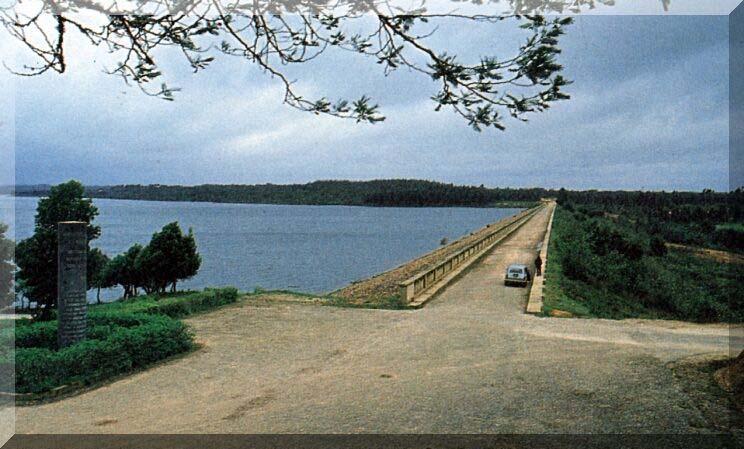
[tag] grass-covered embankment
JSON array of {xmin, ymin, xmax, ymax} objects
[
  {"xmin": 543, "ymin": 206, "xmax": 743, "ymax": 322},
  {"xmin": 241, "ymin": 288, "xmax": 407, "ymax": 310},
  {"xmin": 2, "ymin": 287, "xmax": 239, "ymax": 396}
]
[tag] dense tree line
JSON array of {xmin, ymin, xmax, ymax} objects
[
  {"xmin": 15, "ymin": 180, "xmax": 559, "ymax": 207},
  {"xmin": 558, "ymin": 188, "xmax": 744, "ymax": 253},
  {"xmin": 15, "ymin": 181, "xmax": 201, "ymax": 316},
  {"xmin": 555, "ymin": 188, "xmax": 741, "ymax": 222},
  {"xmin": 14, "ymin": 181, "xmax": 739, "ymax": 211},
  {"xmin": 15, "ymin": 180, "xmax": 546, "ymax": 206}
]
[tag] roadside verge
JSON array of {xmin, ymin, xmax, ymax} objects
[{"xmin": 526, "ymin": 202, "xmax": 556, "ymax": 314}]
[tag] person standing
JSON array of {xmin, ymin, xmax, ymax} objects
[{"xmin": 534, "ymin": 254, "xmax": 543, "ymax": 276}]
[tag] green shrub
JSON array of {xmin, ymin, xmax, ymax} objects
[
  {"xmin": 9, "ymin": 313, "xmax": 193, "ymax": 394},
  {"xmin": 2, "ymin": 311, "xmax": 162, "ymax": 353},
  {"xmin": 4, "ymin": 288, "xmax": 239, "ymax": 395},
  {"xmin": 14, "ymin": 321, "xmax": 57, "ymax": 349},
  {"xmin": 152, "ymin": 287, "xmax": 239, "ymax": 317},
  {"xmin": 13, "ymin": 348, "xmax": 57, "ymax": 393},
  {"xmin": 88, "ymin": 311, "xmax": 159, "ymax": 327},
  {"xmin": 661, "ymin": 222, "xmax": 707, "ymax": 246},
  {"xmin": 713, "ymin": 227, "xmax": 744, "ymax": 252},
  {"xmin": 96, "ymin": 287, "xmax": 239, "ymax": 318},
  {"xmin": 546, "ymin": 206, "xmax": 744, "ymax": 323},
  {"xmin": 649, "ymin": 236, "xmax": 667, "ymax": 257}
]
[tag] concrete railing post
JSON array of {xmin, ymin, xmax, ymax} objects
[
  {"xmin": 57, "ymin": 221, "xmax": 88, "ymax": 348},
  {"xmin": 399, "ymin": 283, "xmax": 414, "ymax": 303}
]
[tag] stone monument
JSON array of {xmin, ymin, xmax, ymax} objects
[{"xmin": 57, "ymin": 221, "xmax": 87, "ymax": 348}]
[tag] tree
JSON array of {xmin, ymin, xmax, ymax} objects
[
  {"xmin": 0, "ymin": 223, "xmax": 14, "ymax": 309},
  {"xmin": 173, "ymin": 227, "xmax": 201, "ymax": 292},
  {"xmin": 104, "ymin": 244, "xmax": 144, "ymax": 299},
  {"xmin": 0, "ymin": 0, "xmax": 593, "ymax": 131},
  {"xmin": 88, "ymin": 247, "xmax": 114, "ymax": 303},
  {"xmin": 15, "ymin": 278, "xmax": 30, "ymax": 310},
  {"xmin": 15, "ymin": 180, "xmax": 100, "ymax": 318},
  {"xmin": 135, "ymin": 222, "xmax": 201, "ymax": 294}
]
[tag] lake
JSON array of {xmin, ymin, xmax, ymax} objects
[{"xmin": 0, "ymin": 195, "xmax": 521, "ymax": 302}]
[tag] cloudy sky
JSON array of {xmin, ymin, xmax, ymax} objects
[{"xmin": 3, "ymin": 2, "xmax": 738, "ymax": 191}]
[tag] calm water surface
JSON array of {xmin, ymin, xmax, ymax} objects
[{"xmin": 0, "ymin": 195, "xmax": 520, "ymax": 301}]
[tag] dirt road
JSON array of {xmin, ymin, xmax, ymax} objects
[{"xmin": 13, "ymin": 207, "xmax": 738, "ymax": 433}]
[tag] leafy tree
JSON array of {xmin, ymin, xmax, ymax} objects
[
  {"xmin": 15, "ymin": 180, "xmax": 100, "ymax": 318},
  {"xmin": 88, "ymin": 247, "xmax": 113, "ymax": 303},
  {"xmin": 0, "ymin": 1, "xmax": 600, "ymax": 131},
  {"xmin": 135, "ymin": 222, "xmax": 201, "ymax": 294},
  {"xmin": 0, "ymin": 223, "xmax": 14, "ymax": 309},
  {"xmin": 14, "ymin": 278, "xmax": 30, "ymax": 310},
  {"xmin": 104, "ymin": 244, "xmax": 144, "ymax": 299}
]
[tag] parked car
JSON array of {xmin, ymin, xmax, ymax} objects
[{"xmin": 504, "ymin": 263, "xmax": 531, "ymax": 287}]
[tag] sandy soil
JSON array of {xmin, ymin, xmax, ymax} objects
[{"xmin": 11, "ymin": 207, "xmax": 740, "ymax": 434}]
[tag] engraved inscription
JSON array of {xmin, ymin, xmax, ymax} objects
[{"xmin": 58, "ymin": 222, "xmax": 88, "ymax": 348}]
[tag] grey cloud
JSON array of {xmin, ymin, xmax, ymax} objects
[{"xmin": 11, "ymin": 14, "xmax": 730, "ymax": 191}]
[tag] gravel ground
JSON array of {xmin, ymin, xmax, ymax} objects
[{"xmin": 11, "ymin": 206, "xmax": 740, "ymax": 434}]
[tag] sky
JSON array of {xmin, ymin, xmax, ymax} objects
[{"xmin": 2, "ymin": 3, "xmax": 737, "ymax": 191}]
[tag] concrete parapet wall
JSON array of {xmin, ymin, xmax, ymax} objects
[
  {"xmin": 526, "ymin": 202, "xmax": 556, "ymax": 314},
  {"xmin": 399, "ymin": 205, "xmax": 544, "ymax": 307}
]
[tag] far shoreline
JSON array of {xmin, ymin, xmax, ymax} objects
[
  {"xmin": 3, "ymin": 179, "xmax": 549, "ymax": 209},
  {"xmin": 7, "ymin": 194, "xmax": 534, "ymax": 210}
]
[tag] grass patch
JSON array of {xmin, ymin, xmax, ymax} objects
[
  {"xmin": 91, "ymin": 287, "xmax": 239, "ymax": 318},
  {"xmin": 246, "ymin": 288, "xmax": 408, "ymax": 310},
  {"xmin": 542, "ymin": 258, "xmax": 592, "ymax": 317},
  {"xmin": 322, "ymin": 294, "xmax": 408, "ymax": 310}
]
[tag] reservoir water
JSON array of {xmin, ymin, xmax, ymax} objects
[{"xmin": 1, "ymin": 195, "xmax": 521, "ymax": 301}]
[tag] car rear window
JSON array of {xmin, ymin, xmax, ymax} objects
[{"xmin": 509, "ymin": 268, "xmax": 523, "ymax": 274}]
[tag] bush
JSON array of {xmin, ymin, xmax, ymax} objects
[
  {"xmin": 2, "ymin": 287, "xmax": 238, "ymax": 395},
  {"xmin": 97, "ymin": 287, "xmax": 239, "ymax": 318},
  {"xmin": 3, "ymin": 286, "xmax": 240, "ymax": 394},
  {"xmin": 0, "ymin": 311, "xmax": 163, "ymax": 353},
  {"xmin": 152, "ymin": 287, "xmax": 238, "ymax": 317},
  {"xmin": 13, "ymin": 320, "xmax": 57, "ymax": 349},
  {"xmin": 7, "ymin": 313, "xmax": 193, "ymax": 394},
  {"xmin": 546, "ymin": 206, "xmax": 744, "ymax": 323},
  {"xmin": 660, "ymin": 222, "xmax": 706, "ymax": 246},
  {"xmin": 649, "ymin": 236, "xmax": 667, "ymax": 257},
  {"xmin": 713, "ymin": 227, "xmax": 744, "ymax": 252}
]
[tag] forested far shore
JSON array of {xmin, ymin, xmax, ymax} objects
[
  {"xmin": 4, "ymin": 180, "xmax": 741, "ymax": 211},
  {"xmin": 7, "ymin": 180, "xmax": 540, "ymax": 207}
]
